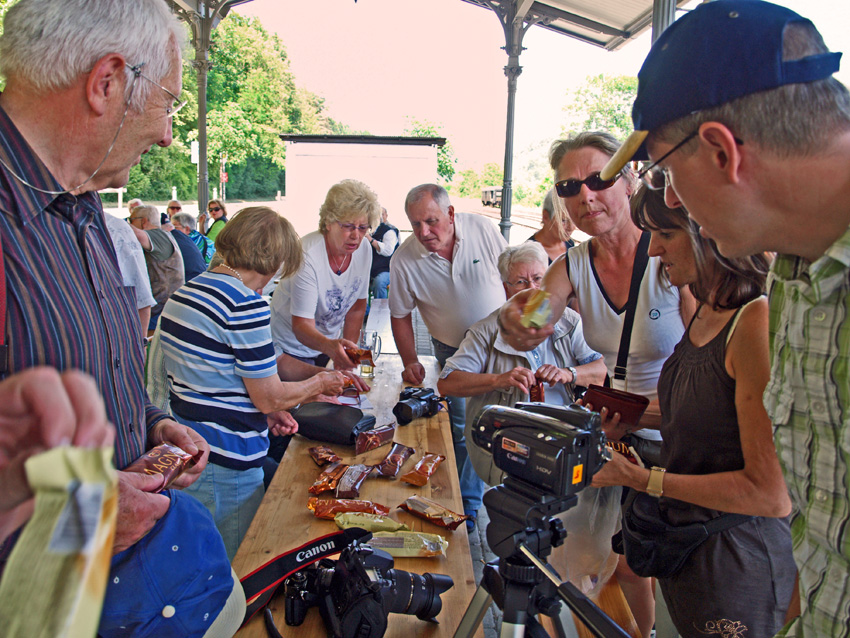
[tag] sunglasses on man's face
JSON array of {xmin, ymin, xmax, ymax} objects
[
  {"xmin": 168, "ymin": 206, "xmax": 181, "ymax": 211},
  {"xmin": 554, "ymin": 171, "xmax": 620, "ymax": 198}
]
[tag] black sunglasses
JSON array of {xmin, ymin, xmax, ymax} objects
[
  {"xmin": 208, "ymin": 206, "xmax": 222, "ymax": 212},
  {"xmin": 554, "ymin": 171, "xmax": 620, "ymax": 198}
]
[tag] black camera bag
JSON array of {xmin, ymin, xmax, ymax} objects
[{"xmin": 291, "ymin": 402, "xmax": 376, "ymax": 446}]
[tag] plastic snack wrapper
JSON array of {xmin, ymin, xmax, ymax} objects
[
  {"xmin": 398, "ymin": 494, "xmax": 469, "ymax": 531},
  {"xmin": 124, "ymin": 443, "xmax": 199, "ymax": 492},
  {"xmin": 309, "ymin": 462, "xmax": 349, "ymax": 495},
  {"xmin": 399, "ymin": 452, "xmax": 445, "ymax": 487},
  {"xmin": 0, "ymin": 447, "xmax": 117, "ymax": 638},
  {"xmin": 334, "ymin": 512, "xmax": 410, "ymax": 532},
  {"xmin": 344, "ymin": 346, "xmax": 375, "ymax": 367},
  {"xmin": 520, "ymin": 289, "xmax": 552, "ymax": 328},
  {"xmin": 368, "ymin": 531, "xmax": 449, "ymax": 558},
  {"xmin": 355, "ymin": 423, "xmax": 395, "ymax": 455},
  {"xmin": 529, "ymin": 381, "xmax": 545, "ymax": 403},
  {"xmin": 308, "ymin": 497, "xmax": 390, "ymax": 520},
  {"xmin": 308, "ymin": 445, "xmax": 341, "ymax": 467},
  {"xmin": 335, "ymin": 464, "xmax": 375, "ymax": 499},
  {"xmin": 374, "ymin": 443, "xmax": 415, "ymax": 478}
]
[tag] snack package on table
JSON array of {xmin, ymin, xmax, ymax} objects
[
  {"xmin": 308, "ymin": 445, "xmax": 341, "ymax": 467},
  {"xmin": 368, "ymin": 531, "xmax": 449, "ymax": 558},
  {"xmin": 335, "ymin": 464, "xmax": 375, "ymax": 499},
  {"xmin": 355, "ymin": 423, "xmax": 395, "ymax": 455},
  {"xmin": 308, "ymin": 497, "xmax": 390, "ymax": 520},
  {"xmin": 334, "ymin": 512, "xmax": 410, "ymax": 532},
  {"xmin": 374, "ymin": 443, "xmax": 415, "ymax": 478},
  {"xmin": 398, "ymin": 494, "xmax": 469, "ymax": 531},
  {"xmin": 399, "ymin": 452, "xmax": 445, "ymax": 487},
  {"xmin": 309, "ymin": 461, "xmax": 349, "ymax": 495}
]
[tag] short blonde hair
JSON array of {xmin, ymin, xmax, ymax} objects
[
  {"xmin": 318, "ymin": 179, "xmax": 381, "ymax": 234},
  {"xmin": 214, "ymin": 207, "xmax": 302, "ymax": 277}
]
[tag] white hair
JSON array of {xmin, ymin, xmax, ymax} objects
[
  {"xmin": 172, "ymin": 212, "xmax": 197, "ymax": 231},
  {"xmin": 134, "ymin": 204, "xmax": 160, "ymax": 226},
  {"xmin": 0, "ymin": 0, "xmax": 185, "ymax": 111},
  {"xmin": 497, "ymin": 243, "xmax": 548, "ymax": 282}
]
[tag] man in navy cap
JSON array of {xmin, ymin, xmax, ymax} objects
[{"xmin": 593, "ymin": 2, "xmax": 849, "ymax": 636}]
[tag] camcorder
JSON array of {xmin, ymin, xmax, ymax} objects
[
  {"xmin": 392, "ymin": 387, "xmax": 445, "ymax": 425},
  {"xmin": 283, "ymin": 540, "xmax": 453, "ymax": 638},
  {"xmin": 471, "ymin": 402, "xmax": 609, "ymax": 499}
]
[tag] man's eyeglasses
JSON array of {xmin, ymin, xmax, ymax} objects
[
  {"xmin": 555, "ymin": 172, "xmax": 620, "ymax": 198},
  {"xmin": 505, "ymin": 275, "xmax": 544, "ymax": 289},
  {"xmin": 638, "ymin": 130, "xmax": 744, "ymax": 191},
  {"xmin": 126, "ymin": 63, "xmax": 187, "ymax": 118},
  {"xmin": 128, "ymin": 216, "xmax": 144, "ymax": 225},
  {"xmin": 337, "ymin": 222, "xmax": 371, "ymax": 234},
  {"xmin": 208, "ymin": 206, "xmax": 222, "ymax": 213}
]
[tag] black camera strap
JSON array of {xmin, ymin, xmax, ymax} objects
[
  {"xmin": 239, "ymin": 527, "xmax": 372, "ymax": 627},
  {"xmin": 612, "ymin": 231, "xmax": 651, "ymax": 384}
]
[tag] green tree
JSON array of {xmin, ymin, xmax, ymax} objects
[
  {"xmin": 403, "ymin": 118, "xmax": 456, "ymax": 183},
  {"xmin": 455, "ymin": 169, "xmax": 480, "ymax": 198},
  {"xmin": 480, "ymin": 162, "xmax": 503, "ymax": 188},
  {"xmin": 563, "ymin": 74, "xmax": 638, "ymax": 141}
]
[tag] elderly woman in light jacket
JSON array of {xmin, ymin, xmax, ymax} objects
[{"xmin": 437, "ymin": 242, "xmax": 606, "ymax": 484}]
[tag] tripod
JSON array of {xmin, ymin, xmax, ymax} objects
[{"xmin": 454, "ymin": 482, "xmax": 630, "ymax": 638}]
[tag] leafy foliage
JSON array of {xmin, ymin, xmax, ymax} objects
[
  {"xmin": 403, "ymin": 118, "xmax": 457, "ymax": 183},
  {"xmin": 562, "ymin": 74, "xmax": 638, "ymax": 141}
]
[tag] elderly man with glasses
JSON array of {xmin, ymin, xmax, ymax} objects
[
  {"xmin": 389, "ymin": 183, "xmax": 507, "ymax": 529},
  {"xmin": 0, "ymin": 1, "xmax": 244, "ymax": 635}
]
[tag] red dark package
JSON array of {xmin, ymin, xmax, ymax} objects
[
  {"xmin": 308, "ymin": 497, "xmax": 390, "ymax": 520},
  {"xmin": 308, "ymin": 445, "xmax": 341, "ymax": 467},
  {"xmin": 529, "ymin": 381, "xmax": 545, "ymax": 402},
  {"xmin": 124, "ymin": 443, "xmax": 199, "ymax": 493},
  {"xmin": 344, "ymin": 347, "xmax": 375, "ymax": 366},
  {"xmin": 335, "ymin": 464, "xmax": 375, "ymax": 499},
  {"xmin": 399, "ymin": 452, "xmax": 446, "ymax": 487},
  {"xmin": 308, "ymin": 462, "xmax": 349, "ymax": 495},
  {"xmin": 355, "ymin": 424, "xmax": 395, "ymax": 455},
  {"xmin": 374, "ymin": 443, "xmax": 415, "ymax": 479},
  {"xmin": 398, "ymin": 495, "xmax": 469, "ymax": 531}
]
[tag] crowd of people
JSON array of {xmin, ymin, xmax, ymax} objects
[{"xmin": 2, "ymin": 1, "xmax": 850, "ymax": 638}]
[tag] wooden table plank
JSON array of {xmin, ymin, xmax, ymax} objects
[{"xmin": 233, "ymin": 355, "xmax": 482, "ymax": 638}]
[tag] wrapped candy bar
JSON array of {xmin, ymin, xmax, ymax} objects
[
  {"xmin": 606, "ymin": 440, "xmax": 645, "ymax": 468},
  {"xmin": 308, "ymin": 462, "xmax": 348, "ymax": 495},
  {"xmin": 374, "ymin": 443, "xmax": 415, "ymax": 478},
  {"xmin": 344, "ymin": 346, "xmax": 375, "ymax": 366},
  {"xmin": 398, "ymin": 495, "xmax": 470, "ymax": 531},
  {"xmin": 368, "ymin": 531, "xmax": 449, "ymax": 558},
  {"xmin": 334, "ymin": 512, "xmax": 410, "ymax": 532},
  {"xmin": 308, "ymin": 497, "xmax": 390, "ymax": 520},
  {"xmin": 399, "ymin": 452, "xmax": 446, "ymax": 487},
  {"xmin": 308, "ymin": 445, "xmax": 341, "ymax": 467},
  {"xmin": 529, "ymin": 381, "xmax": 545, "ymax": 403},
  {"xmin": 335, "ymin": 464, "xmax": 375, "ymax": 499},
  {"xmin": 124, "ymin": 443, "xmax": 199, "ymax": 492},
  {"xmin": 355, "ymin": 423, "xmax": 395, "ymax": 455},
  {"xmin": 520, "ymin": 289, "xmax": 552, "ymax": 328}
]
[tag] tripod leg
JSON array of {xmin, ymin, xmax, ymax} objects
[{"xmin": 453, "ymin": 585, "xmax": 494, "ymax": 638}]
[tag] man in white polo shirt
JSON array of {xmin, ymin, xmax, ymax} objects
[{"xmin": 389, "ymin": 183, "xmax": 507, "ymax": 527}]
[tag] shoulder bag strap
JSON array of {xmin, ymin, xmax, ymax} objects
[
  {"xmin": 703, "ymin": 512, "xmax": 754, "ymax": 534},
  {"xmin": 613, "ymin": 232, "xmax": 651, "ymax": 382},
  {"xmin": 0, "ymin": 232, "xmax": 6, "ymax": 374}
]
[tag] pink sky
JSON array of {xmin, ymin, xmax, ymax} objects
[{"xmin": 236, "ymin": 0, "xmax": 850, "ymax": 172}]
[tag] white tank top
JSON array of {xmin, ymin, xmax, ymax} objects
[{"xmin": 567, "ymin": 240, "xmax": 685, "ymax": 440}]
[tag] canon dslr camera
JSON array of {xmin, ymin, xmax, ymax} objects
[
  {"xmin": 284, "ymin": 541, "xmax": 453, "ymax": 638},
  {"xmin": 392, "ymin": 387, "xmax": 444, "ymax": 425}
]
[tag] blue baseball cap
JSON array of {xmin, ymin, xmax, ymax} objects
[
  {"xmin": 99, "ymin": 490, "xmax": 237, "ymax": 638},
  {"xmin": 600, "ymin": 0, "xmax": 842, "ymax": 180}
]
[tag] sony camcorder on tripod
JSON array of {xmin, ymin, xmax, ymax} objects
[{"xmin": 455, "ymin": 402, "xmax": 631, "ymax": 638}]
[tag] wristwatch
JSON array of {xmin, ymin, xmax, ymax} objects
[
  {"xmin": 646, "ymin": 466, "xmax": 667, "ymax": 498},
  {"xmin": 566, "ymin": 366, "xmax": 578, "ymax": 386}
]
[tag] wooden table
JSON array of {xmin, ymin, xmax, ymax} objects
[{"xmin": 233, "ymin": 355, "xmax": 483, "ymax": 638}]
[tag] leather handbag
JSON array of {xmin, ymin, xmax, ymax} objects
[
  {"xmin": 290, "ymin": 402, "xmax": 376, "ymax": 446},
  {"xmin": 582, "ymin": 385, "xmax": 650, "ymax": 429},
  {"xmin": 621, "ymin": 490, "xmax": 752, "ymax": 579}
]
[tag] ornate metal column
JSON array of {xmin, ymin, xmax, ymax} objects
[{"xmin": 651, "ymin": 0, "xmax": 678, "ymax": 42}]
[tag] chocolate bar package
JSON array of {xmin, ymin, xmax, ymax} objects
[
  {"xmin": 124, "ymin": 443, "xmax": 199, "ymax": 492},
  {"xmin": 529, "ymin": 381, "xmax": 545, "ymax": 403},
  {"xmin": 368, "ymin": 531, "xmax": 448, "ymax": 558},
  {"xmin": 399, "ymin": 452, "xmax": 446, "ymax": 487},
  {"xmin": 308, "ymin": 497, "xmax": 389, "ymax": 520},
  {"xmin": 308, "ymin": 445, "xmax": 341, "ymax": 467},
  {"xmin": 355, "ymin": 423, "xmax": 395, "ymax": 455},
  {"xmin": 335, "ymin": 464, "xmax": 374, "ymax": 499},
  {"xmin": 398, "ymin": 495, "xmax": 469, "ymax": 531},
  {"xmin": 334, "ymin": 512, "xmax": 410, "ymax": 532},
  {"xmin": 520, "ymin": 289, "xmax": 552, "ymax": 329},
  {"xmin": 374, "ymin": 443, "xmax": 415, "ymax": 478},
  {"xmin": 308, "ymin": 462, "xmax": 349, "ymax": 495},
  {"xmin": 344, "ymin": 346, "xmax": 375, "ymax": 367}
]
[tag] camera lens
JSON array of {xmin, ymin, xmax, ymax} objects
[
  {"xmin": 381, "ymin": 570, "xmax": 454, "ymax": 621},
  {"xmin": 392, "ymin": 399, "xmax": 425, "ymax": 425}
]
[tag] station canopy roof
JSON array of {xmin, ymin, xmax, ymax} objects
[{"xmin": 461, "ymin": 0, "xmax": 689, "ymax": 51}]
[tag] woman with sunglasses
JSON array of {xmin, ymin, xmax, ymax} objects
[
  {"xmin": 270, "ymin": 179, "xmax": 381, "ymax": 375},
  {"xmin": 199, "ymin": 198, "xmax": 228, "ymax": 244},
  {"xmin": 592, "ymin": 186, "xmax": 796, "ymax": 638},
  {"xmin": 500, "ymin": 131, "xmax": 696, "ymax": 638}
]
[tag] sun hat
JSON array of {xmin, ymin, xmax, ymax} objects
[
  {"xmin": 600, "ymin": 0, "xmax": 842, "ymax": 180},
  {"xmin": 99, "ymin": 490, "xmax": 240, "ymax": 638}
]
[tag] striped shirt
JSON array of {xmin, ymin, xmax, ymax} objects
[
  {"xmin": 159, "ymin": 272, "xmax": 277, "ymax": 471},
  {"xmin": 0, "ymin": 104, "xmax": 166, "ymax": 470},
  {"xmin": 764, "ymin": 225, "xmax": 850, "ymax": 638}
]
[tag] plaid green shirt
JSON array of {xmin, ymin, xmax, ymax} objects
[{"xmin": 765, "ymin": 225, "xmax": 850, "ymax": 638}]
